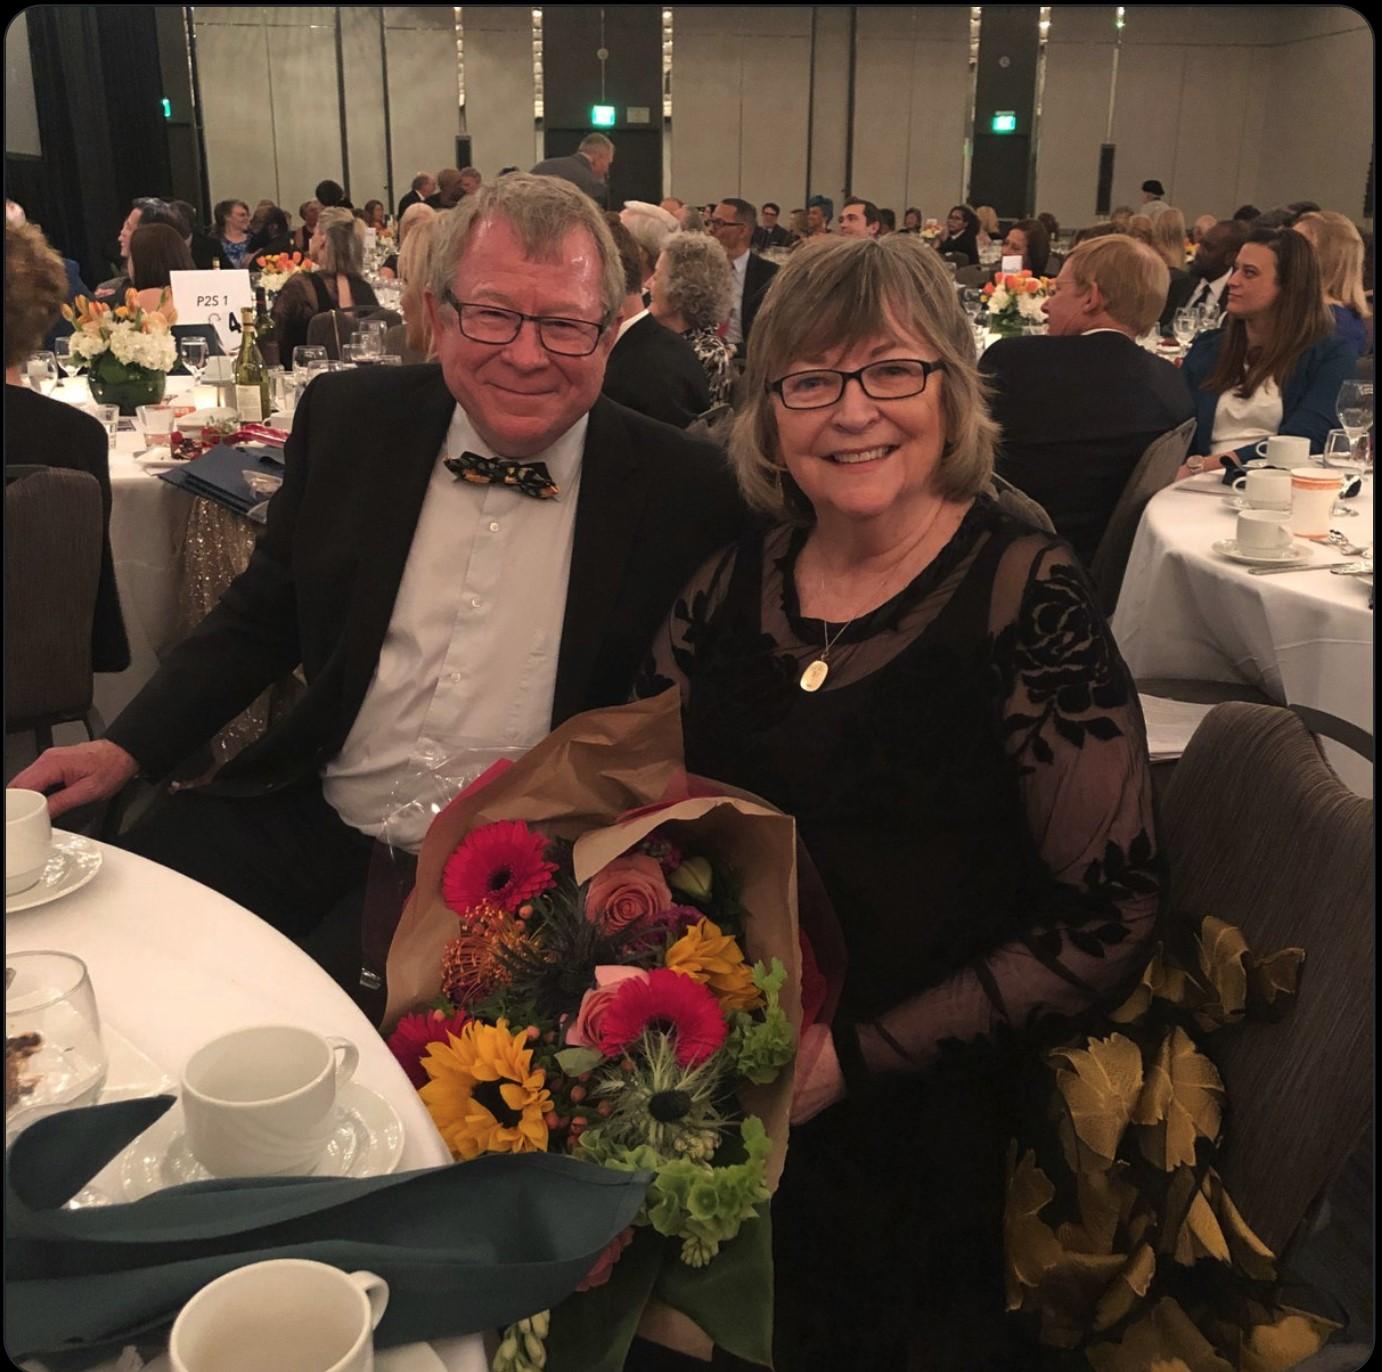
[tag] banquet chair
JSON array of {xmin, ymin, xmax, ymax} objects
[
  {"xmin": 4, "ymin": 466, "xmax": 104, "ymax": 753},
  {"xmin": 987, "ymin": 473, "xmax": 1056, "ymax": 533},
  {"xmin": 1159, "ymin": 702, "xmax": 1373, "ymax": 1261},
  {"xmin": 954, "ymin": 264, "xmax": 990, "ymax": 288},
  {"xmin": 1088, "ymin": 416, "xmax": 1196, "ymax": 615},
  {"xmin": 306, "ymin": 308, "xmax": 405, "ymax": 361}
]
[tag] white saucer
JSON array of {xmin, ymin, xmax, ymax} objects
[
  {"xmin": 1211, "ymin": 538, "xmax": 1312, "ymax": 567},
  {"xmin": 1224, "ymin": 494, "xmax": 1357, "ymax": 517},
  {"xmin": 120, "ymin": 1082, "xmax": 404, "ymax": 1200},
  {"xmin": 5, "ymin": 831, "xmax": 102, "ymax": 913}
]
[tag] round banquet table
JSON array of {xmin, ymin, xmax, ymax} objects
[
  {"xmin": 1110, "ymin": 470, "xmax": 1374, "ymax": 795},
  {"xmin": 7, "ymin": 839, "xmax": 488, "ymax": 1372}
]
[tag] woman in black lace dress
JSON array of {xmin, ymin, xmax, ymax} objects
[{"xmin": 634, "ymin": 234, "xmax": 1160, "ymax": 1370}]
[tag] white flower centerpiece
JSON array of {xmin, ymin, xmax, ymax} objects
[
  {"xmin": 980, "ymin": 270, "xmax": 1053, "ymax": 338},
  {"xmin": 63, "ymin": 289, "xmax": 179, "ymax": 413}
]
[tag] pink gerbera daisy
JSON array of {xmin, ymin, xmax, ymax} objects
[
  {"xmin": 442, "ymin": 820, "xmax": 557, "ymax": 917},
  {"xmin": 387, "ymin": 1008, "xmax": 470, "ymax": 1088},
  {"xmin": 596, "ymin": 968, "xmax": 727, "ymax": 1067}
]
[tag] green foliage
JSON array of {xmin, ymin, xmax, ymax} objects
[{"xmin": 726, "ymin": 960, "xmax": 796, "ymax": 1084}]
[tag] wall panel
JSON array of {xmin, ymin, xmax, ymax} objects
[
  {"xmin": 196, "ymin": 18, "xmax": 280, "ymax": 208},
  {"xmin": 341, "ymin": 7, "xmax": 389, "ymax": 212},
  {"xmin": 267, "ymin": 24, "xmax": 343, "ymax": 215},
  {"xmin": 384, "ymin": 8, "xmax": 458, "ymax": 200},
  {"xmin": 463, "ymin": 6, "xmax": 535, "ymax": 177}
]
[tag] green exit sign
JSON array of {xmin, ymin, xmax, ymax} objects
[
  {"xmin": 161, "ymin": 97, "xmax": 172, "ymax": 119},
  {"xmin": 591, "ymin": 105, "xmax": 616, "ymax": 128},
  {"xmin": 992, "ymin": 111, "xmax": 1017, "ymax": 133}
]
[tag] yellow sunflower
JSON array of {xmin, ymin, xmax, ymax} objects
[
  {"xmin": 665, "ymin": 917, "xmax": 763, "ymax": 1013},
  {"xmin": 420, "ymin": 1018, "xmax": 552, "ymax": 1160}
]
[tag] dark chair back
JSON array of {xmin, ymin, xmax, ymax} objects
[
  {"xmin": 1088, "ymin": 416, "xmax": 1196, "ymax": 615},
  {"xmin": 954, "ymin": 264, "xmax": 990, "ymax": 288},
  {"xmin": 305, "ymin": 308, "xmax": 405, "ymax": 360},
  {"xmin": 4, "ymin": 467, "xmax": 103, "ymax": 735},
  {"xmin": 171, "ymin": 323, "xmax": 225, "ymax": 359},
  {"xmin": 1160, "ymin": 702, "xmax": 1373, "ymax": 1256}
]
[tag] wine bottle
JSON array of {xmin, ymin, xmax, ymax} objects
[
  {"xmin": 233, "ymin": 306, "xmax": 269, "ymax": 421},
  {"xmin": 254, "ymin": 285, "xmax": 280, "ymax": 369}
]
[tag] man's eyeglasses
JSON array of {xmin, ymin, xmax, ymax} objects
[
  {"xmin": 706, "ymin": 218, "xmax": 746, "ymax": 231},
  {"xmin": 442, "ymin": 290, "xmax": 609, "ymax": 357},
  {"xmin": 767, "ymin": 358, "xmax": 946, "ymax": 410}
]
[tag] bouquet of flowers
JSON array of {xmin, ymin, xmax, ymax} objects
[
  {"xmin": 384, "ymin": 693, "xmax": 807, "ymax": 1371},
  {"xmin": 983, "ymin": 269, "xmax": 1052, "ymax": 337},
  {"xmin": 61, "ymin": 289, "xmax": 179, "ymax": 412},
  {"xmin": 921, "ymin": 217, "xmax": 943, "ymax": 243},
  {"xmin": 253, "ymin": 250, "xmax": 314, "ymax": 295},
  {"xmin": 1004, "ymin": 912, "xmax": 1339, "ymax": 1370}
]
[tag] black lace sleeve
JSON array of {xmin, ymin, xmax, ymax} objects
[{"xmin": 853, "ymin": 536, "xmax": 1161, "ymax": 1077}]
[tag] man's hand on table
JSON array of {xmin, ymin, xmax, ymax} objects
[
  {"xmin": 1175, "ymin": 454, "xmax": 1234, "ymax": 482},
  {"xmin": 10, "ymin": 740, "xmax": 139, "ymax": 819}
]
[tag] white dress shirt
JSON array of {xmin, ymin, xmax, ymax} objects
[
  {"xmin": 617, "ymin": 307, "xmax": 650, "ymax": 340},
  {"xmin": 322, "ymin": 406, "xmax": 587, "ymax": 848},
  {"xmin": 1212, "ymin": 379, "xmax": 1284, "ymax": 452},
  {"xmin": 724, "ymin": 249, "xmax": 750, "ymax": 347},
  {"xmin": 1188, "ymin": 272, "xmax": 1230, "ymax": 310}
]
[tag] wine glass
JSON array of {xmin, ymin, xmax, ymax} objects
[
  {"xmin": 357, "ymin": 319, "xmax": 387, "ymax": 356},
  {"xmin": 1336, "ymin": 380, "xmax": 1373, "ymax": 468},
  {"xmin": 53, "ymin": 337, "xmax": 79, "ymax": 388},
  {"xmin": 293, "ymin": 344, "xmax": 327, "ymax": 373},
  {"xmin": 179, "ymin": 336, "xmax": 209, "ymax": 386},
  {"xmin": 1172, "ymin": 309, "xmax": 1197, "ymax": 354},
  {"xmin": 1322, "ymin": 429, "xmax": 1357, "ymax": 469},
  {"xmin": 6, "ymin": 952, "xmax": 108, "ymax": 1142},
  {"xmin": 25, "ymin": 351, "xmax": 58, "ymax": 395}
]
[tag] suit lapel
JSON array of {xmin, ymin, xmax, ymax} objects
[
  {"xmin": 551, "ymin": 398, "xmax": 649, "ymax": 724},
  {"xmin": 333, "ymin": 369, "xmax": 458, "ymax": 746}
]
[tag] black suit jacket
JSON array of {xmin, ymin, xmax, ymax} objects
[
  {"xmin": 104, "ymin": 366, "xmax": 746, "ymax": 793},
  {"xmin": 601, "ymin": 314, "xmax": 711, "ymax": 429},
  {"xmin": 979, "ymin": 332, "xmax": 1195, "ymax": 565},
  {"xmin": 740, "ymin": 254, "xmax": 779, "ymax": 356},
  {"xmin": 5, "ymin": 385, "xmax": 130, "ymax": 674},
  {"xmin": 397, "ymin": 189, "xmax": 424, "ymax": 220}
]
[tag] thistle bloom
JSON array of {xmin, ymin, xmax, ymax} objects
[
  {"xmin": 442, "ymin": 820, "xmax": 557, "ymax": 917},
  {"xmin": 596, "ymin": 968, "xmax": 727, "ymax": 1067},
  {"xmin": 420, "ymin": 1018, "xmax": 552, "ymax": 1160}
]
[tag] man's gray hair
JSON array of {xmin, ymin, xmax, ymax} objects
[
  {"xmin": 427, "ymin": 172, "xmax": 625, "ymax": 325},
  {"xmin": 579, "ymin": 132, "xmax": 615, "ymax": 156},
  {"xmin": 620, "ymin": 200, "xmax": 679, "ymax": 277},
  {"xmin": 315, "ymin": 206, "xmax": 364, "ymax": 275}
]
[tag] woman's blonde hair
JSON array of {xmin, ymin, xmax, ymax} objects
[
  {"xmin": 1063, "ymin": 236, "xmax": 1170, "ymax": 335},
  {"xmin": 4, "ymin": 222, "xmax": 67, "ymax": 370},
  {"xmin": 974, "ymin": 205, "xmax": 1000, "ymax": 237},
  {"xmin": 396, "ymin": 201, "xmax": 436, "ymax": 251},
  {"xmin": 1149, "ymin": 207, "xmax": 1187, "ymax": 272},
  {"xmin": 657, "ymin": 232, "xmax": 734, "ymax": 332},
  {"xmin": 316, "ymin": 206, "xmax": 364, "ymax": 274},
  {"xmin": 400, "ymin": 216, "xmax": 440, "ymax": 358},
  {"xmin": 1295, "ymin": 211, "xmax": 1371, "ymax": 318},
  {"xmin": 730, "ymin": 234, "xmax": 998, "ymax": 523}
]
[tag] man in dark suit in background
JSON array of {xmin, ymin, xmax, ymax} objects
[
  {"xmin": 531, "ymin": 133, "xmax": 615, "ymax": 210},
  {"xmin": 397, "ymin": 172, "xmax": 437, "ymax": 220},
  {"xmin": 707, "ymin": 198, "xmax": 778, "ymax": 358},
  {"xmin": 1162, "ymin": 218, "xmax": 1247, "ymax": 328},
  {"xmin": 980, "ymin": 235, "xmax": 1193, "ymax": 565},
  {"xmin": 601, "ymin": 216, "xmax": 709, "ymax": 428},
  {"xmin": 752, "ymin": 203, "xmax": 793, "ymax": 251},
  {"xmin": 15, "ymin": 174, "xmax": 744, "ymax": 960}
]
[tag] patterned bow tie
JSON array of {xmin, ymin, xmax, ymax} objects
[{"xmin": 443, "ymin": 451, "xmax": 560, "ymax": 500}]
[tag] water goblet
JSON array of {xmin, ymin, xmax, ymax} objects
[
  {"xmin": 87, "ymin": 403, "xmax": 119, "ymax": 449},
  {"xmin": 26, "ymin": 351, "xmax": 58, "ymax": 395},
  {"xmin": 1336, "ymin": 380, "xmax": 1372, "ymax": 468},
  {"xmin": 1172, "ymin": 308, "xmax": 1197, "ymax": 354},
  {"xmin": 179, "ymin": 336, "xmax": 209, "ymax": 386},
  {"xmin": 53, "ymin": 337, "xmax": 80, "ymax": 388},
  {"xmin": 5, "ymin": 951, "xmax": 107, "ymax": 1141}
]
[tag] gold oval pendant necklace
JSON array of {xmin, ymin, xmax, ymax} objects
[{"xmin": 799, "ymin": 617, "xmax": 854, "ymax": 692}]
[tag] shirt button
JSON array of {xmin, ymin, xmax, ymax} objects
[
  {"xmin": 448, "ymin": 671, "xmax": 462, "ymax": 684},
  {"xmin": 488, "ymin": 521, "xmax": 501, "ymax": 533},
  {"xmin": 471, "ymin": 597, "xmax": 483, "ymax": 610}
]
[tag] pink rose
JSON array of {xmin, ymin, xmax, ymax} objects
[
  {"xmin": 585, "ymin": 854, "xmax": 672, "ymax": 934},
  {"xmin": 575, "ymin": 1226, "xmax": 635, "ymax": 1292},
  {"xmin": 566, "ymin": 966, "xmax": 649, "ymax": 1050}
]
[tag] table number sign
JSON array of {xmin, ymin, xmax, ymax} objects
[
  {"xmin": 169, "ymin": 270, "xmax": 254, "ymax": 355},
  {"xmin": 1000, "ymin": 254, "xmax": 1023, "ymax": 274}
]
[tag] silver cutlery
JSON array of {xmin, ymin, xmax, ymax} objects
[{"xmin": 1248, "ymin": 559, "xmax": 1372, "ymax": 577}]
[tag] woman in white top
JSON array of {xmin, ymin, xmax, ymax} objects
[{"xmin": 1178, "ymin": 227, "xmax": 1355, "ymax": 480}]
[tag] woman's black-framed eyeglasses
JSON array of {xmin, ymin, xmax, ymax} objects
[
  {"xmin": 441, "ymin": 289, "xmax": 610, "ymax": 357},
  {"xmin": 766, "ymin": 358, "xmax": 946, "ymax": 410}
]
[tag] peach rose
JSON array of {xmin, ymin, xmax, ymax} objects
[
  {"xmin": 585, "ymin": 854, "xmax": 672, "ymax": 934},
  {"xmin": 575, "ymin": 1226, "xmax": 635, "ymax": 1292},
  {"xmin": 566, "ymin": 966, "xmax": 649, "ymax": 1050}
]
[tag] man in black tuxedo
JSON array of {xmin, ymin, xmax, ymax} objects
[
  {"xmin": 396, "ymin": 171, "xmax": 437, "ymax": 220},
  {"xmin": 980, "ymin": 235, "xmax": 1193, "ymax": 565},
  {"xmin": 600, "ymin": 215, "xmax": 709, "ymax": 428},
  {"xmin": 15, "ymin": 175, "xmax": 744, "ymax": 957},
  {"xmin": 1161, "ymin": 218, "xmax": 1247, "ymax": 329},
  {"xmin": 707, "ymin": 198, "xmax": 778, "ymax": 358}
]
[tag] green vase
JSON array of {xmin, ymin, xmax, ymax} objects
[
  {"xmin": 988, "ymin": 316, "xmax": 1028, "ymax": 339},
  {"xmin": 88, "ymin": 367, "xmax": 166, "ymax": 416}
]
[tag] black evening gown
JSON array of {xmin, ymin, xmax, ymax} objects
[{"xmin": 634, "ymin": 496, "xmax": 1160, "ymax": 1370}]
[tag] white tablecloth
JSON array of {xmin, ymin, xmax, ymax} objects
[
  {"xmin": 1111, "ymin": 472, "xmax": 1374, "ymax": 794},
  {"xmin": 7, "ymin": 839, "xmax": 487, "ymax": 1372}
]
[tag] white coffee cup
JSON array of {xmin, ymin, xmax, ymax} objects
[
  {"xmin": 181, "ymin": 1025, "xmax": 359, "ymax": 1177},
  {"xmin": 1289, "ymin": 467, "xmax": 1345, "ymax": 537},
  {"xmin": 1236, "ymin": 508, "xmax": 1293, "ymax": 552},
  {"xmin": 1232, "ymin": 467, "xmax": 1292, "ymax": 510},
  {"xmin": 6, "ymin": 789, "xmax": 52, "ymax": 896},
  {"xmin": 1254, "ymin": 434, "xmax": 1311, "ymax": 467},
  {"xmin": 169, "ymin": 1260, "xmax": 388, "ymax": 1372}
]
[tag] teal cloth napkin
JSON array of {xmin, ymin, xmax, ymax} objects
[{"xmin": 5, "ymin": 1096, "xmax": 649, "ymax": 1365}]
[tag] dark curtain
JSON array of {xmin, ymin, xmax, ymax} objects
[{"xmin": 17, "ymin": 5, "xmax": 172, "ymax": 289}]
